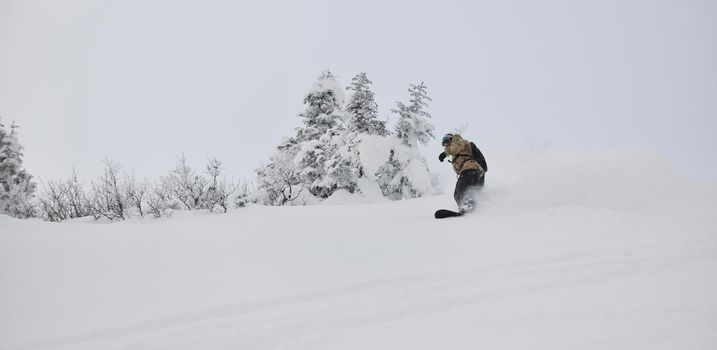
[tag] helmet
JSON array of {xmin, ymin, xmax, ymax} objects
[{"xmin": 441, "ymin": 133, "xmax": 453, "ymax": 146}]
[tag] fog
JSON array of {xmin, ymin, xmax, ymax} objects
[{"xmin": 1, "ymin": 0, "xmax": 715, "ymax": 183}]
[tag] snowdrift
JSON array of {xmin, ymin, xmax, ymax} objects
[{"xmin": 1, "ymin": 150, "xmax": 716, "ymax": 350}]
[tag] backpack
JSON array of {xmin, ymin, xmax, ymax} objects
[{"xmin": 470, "ymin": 142, "xmax": 487, "ymax": 172}]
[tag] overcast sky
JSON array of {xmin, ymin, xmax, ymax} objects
[{"xmin": 1, "ymin": 0, "xmax": 715, "ymax": 184}]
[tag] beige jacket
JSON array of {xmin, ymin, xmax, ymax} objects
[{"xmin": 444, "ymin": 134, "xmax": 485, "ymax": 175}]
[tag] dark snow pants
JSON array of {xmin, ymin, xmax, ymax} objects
[{"xmin": 454, "ymin": 169, "xmax": 484, "ymax": 212}]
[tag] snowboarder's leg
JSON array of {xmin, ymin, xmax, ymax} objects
[
  {"xmin": 454, "ymin": 169, "xmax": 480, "ymax": 213},
  {"xmin": 453, "ymin": 175, "xmax": 466, "ymax": 210}
]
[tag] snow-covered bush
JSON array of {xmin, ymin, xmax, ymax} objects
[
  {"xmin": 375, "ymin": 149, "xmax": 415, "ymax": 200},
  {"xmin": 256, "ymin": 150, "xmax": 304, "ymax": 206},
  {"xmin": 372, "ymin": 141, "xmax": 436, "ymax": 200},
  {"xmin": 124, "ymin": 173, "xmax": 148, "ymax": 217},
  {"xmin": 233, "ymin": 181, "xmax": 252, "ymax": 208},
  {"xmin": 162, "ymin": 154, "xmax": 208, "ymax": 210},
  {"xmin": 36, "ymin": 154, "xmax": 247, "ymax": 221},
  {"xmin": 37, "ymin": 181, "xmax": 69, "ymax": 222},
  {"xmin": 145, "ymin": 180, "xmax": 174, "ymax": 218},
  {"xmin": 204, "ymin": 157, "xmax": 236, "ymax": 213},
  {"xmin": 37, "ymin": 169, "xmax": 90, "ymax": 221},
  {"xmin": 88, "ymin": 159, "xmax": 128, "ymax": 220}
]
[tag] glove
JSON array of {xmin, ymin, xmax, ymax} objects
[{"xmin": 438, "ymin": 152, "xmax": 447, "ymax": 162}]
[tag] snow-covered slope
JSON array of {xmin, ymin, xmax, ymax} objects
[{"xmin": 1, "ymin": 151, "xmax": 716, "ymax": 350}]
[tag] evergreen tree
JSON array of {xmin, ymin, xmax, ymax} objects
[
  {"xmin": 345, "ymin": 73, "xmax": 388, "ymax": 136},
  {"xmin": 377, "ymin": 82, "xmax": 438, "ymax": 199},
  {"xmin": 393, "ymin": 82, "xmax": 434, "ymax": 147},
  {"xmin": 296, "ymin": 70, "xmax": 345, "ymax": 142},
  {"xmin": 374, "ymin": 149, "xmax": 417, "ymax": 200},
  {"xmin": 259, "ymin": 73, "xmax": 438, "ymax": 203},
  {"xmin": 0, "ymin": 119, "xmax": 36, "ymax": 218},
  {"xmin": 323, "ymin": 132, "xmax": 363, "ymax": 194},
  {"xmin": 290, "ymin": 70, "xmax": 348, "ymax": 198}
]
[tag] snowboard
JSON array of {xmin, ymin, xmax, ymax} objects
[{"xmin": 434, "ymin": 209, "xmax": 464, "ymax": 219}]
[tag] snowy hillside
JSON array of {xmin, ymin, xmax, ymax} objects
[{"xmin": 2, "ymin": 151, "xmax": 716, "ymax": 350}]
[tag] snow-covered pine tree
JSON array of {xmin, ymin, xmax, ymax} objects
[
  {"xmin": 0, "ymin": 119, "xmax": 36, "ymax": 218},
  {"xmin": 299, "ymin": 124, "xmax": 349, "ymax": 198},
  {"xmin": 323, "ymin": 131, "xmax": 363, "ymax": 194},
  {"xmin": 291, "ymin": 70, "xmax": 348, "ymax": 198},
  {"xmin": 374, "ymin": 82, "xmax": 438, "ymax": 200},
  {"xmin": 393, "ymin": 82, "xmax": 434, "ymax": 147},
  {"xmin": 259, "ymin": 73, "xmax": 436, "ymax": 203},
  {"xmin": 295, "ymin": 70, "xmax": 345, "ymax": 142},
  {"xmin": 374, "ymin": 149, "xmax": 416, "ymax": 200},
  {"xmin": 321, "ymin": 72, "xmax": 387, "ymax": 195},
  {"xmin": 345, "ymin": 73, "xmax": 388, "ymax": 136}
]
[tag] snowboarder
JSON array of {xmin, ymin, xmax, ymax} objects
[{"xmin": 438, "ymin": 133, "xmax": 487, "ymax": 213}]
